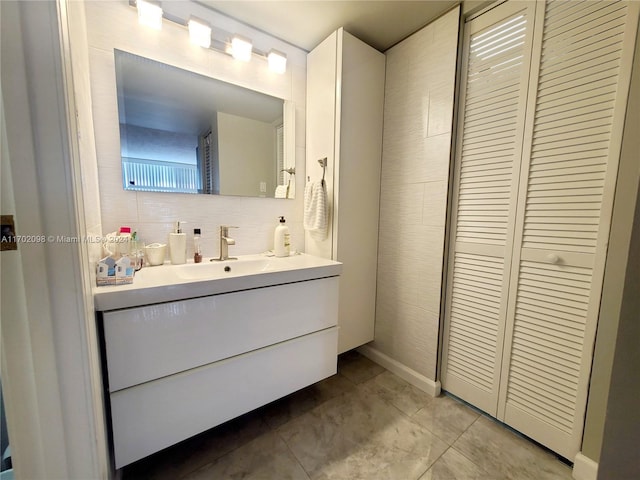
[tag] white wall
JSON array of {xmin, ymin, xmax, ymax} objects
[
  {"xmin": 83, "ymin": 0, "xmax": 307, "ymax": 259},
  {"xmin": 371, "ymin": 7, "xmax": 460, "ymax": 382},
  {"xmin": 582, "ymin": 22, "xmax": 640, "ymax": 470},
  {"xmin": 597, "ymin": 179, "xmax": 640, "ymax": 479},
  {"xmin": 217, "ymin": 112, "xmax": 276, "ymax": 196},
  {"xmin": 121, "ymin": 124, "xmax": 198, "ymax": 165}
]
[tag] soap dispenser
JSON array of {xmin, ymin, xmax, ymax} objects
[
  {"xmin": 169, "ymin": 221, "xmax": 187, "ymax": 265},
  {"xmin": 274, "ymin": 216, "xmax": 291, "ymax": 257}
]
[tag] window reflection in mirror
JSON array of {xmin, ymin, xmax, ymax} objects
[{"xmin": 114, "ymin": 50, "xmax": 294, "ymax": 198}]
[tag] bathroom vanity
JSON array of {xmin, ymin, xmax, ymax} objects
[{"xmin": 94, "ymin": 254, "xmax": 341, "ymax": 468}]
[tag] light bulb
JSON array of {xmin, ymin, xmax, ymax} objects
[
  {"xmin": 268, "ymin": 49, "xmax": 287, "ymax": 74},
  {"xmin": 137, "ymin": 0, "xmax": 162, "ymax": 30},
  {"xmin": 231, "ymin": 35, "xmax": 252, "ymax": 62},
  {"xmin": 188, "ymin": 16, "xmax": 211, "ymax": 48}
]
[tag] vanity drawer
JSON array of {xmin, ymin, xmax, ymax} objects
[
  {"xmin": 103, "ymin": 276, "xmax": 338, "ymax": 392},
  {"xmin": 110, "ymin": 326, "xmax": 338, "ymax": 468}
]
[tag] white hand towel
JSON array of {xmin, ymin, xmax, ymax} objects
[
  {"xmin": 274, "ymin": 185, "xmax": 288, "ymax": 198},
  {"xmin": 304, "ymin": 180, "xmax": 328, "ymax": 240},
  {"xmin": 287, "ymin": 178, "xmax": 295, "ymax": 199}
]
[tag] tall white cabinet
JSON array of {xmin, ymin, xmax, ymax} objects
[
  {"xmin": 305, "ymin": 29, "xmax": 385, "ymax": 353},
  {"xmin": 442, "ymin": 0, "xmax": 639, "ymax": 461}
]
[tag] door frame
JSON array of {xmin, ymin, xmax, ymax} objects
[{"xmin": 1, "ymin": 1, "xmax": 108, "ymax": 478}]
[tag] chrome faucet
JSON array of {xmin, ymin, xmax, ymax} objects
[{"xmin": 212, "ymin": 225, "xmax": 238, "ymax": 261}]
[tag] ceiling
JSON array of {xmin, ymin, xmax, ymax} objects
[
  {"xmin": 197, "ymin": 1, "xmax": 459, "ymax": 52},
  {"xmin": 116, "ymin": 51, "xmax": 283, "ymax": 135}
]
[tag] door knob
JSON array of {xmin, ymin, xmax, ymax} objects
[{"xmin": 547, "ymin": 253, "xmax": 560, "ymax": 264}]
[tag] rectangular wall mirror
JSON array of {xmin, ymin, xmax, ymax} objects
[{"xmin": 115, "ymin": 50, "xmax": 295, "ymax": 199}]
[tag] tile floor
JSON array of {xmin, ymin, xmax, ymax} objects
[{"xmin": 121, "ymin": 351, "xmax": 573, "ymax": 479}]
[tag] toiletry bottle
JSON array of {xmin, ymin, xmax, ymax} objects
[
  {"xmin": 131, "ymin": 231, "xmax": 144, "ymax": 270},
  {"xmin": 169, "ymin": 221, "xmax": 187, "ymax": 265},
  {"xmin": 274, "ymin": 216, "xmax": 290, "ymax": 257},
  {"xmin": 118, "ymin": 226, "xmax": 131, "ymax": 258},
  {"xmin": 193, "ymin": 228, "xmax": 202, "ymax": 263}
]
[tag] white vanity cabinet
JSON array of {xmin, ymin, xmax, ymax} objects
[
  {"xmin": 99, "ymin": 273, "xmax": 339, "ymax": 468},
  {"xmin": 305, "ymin": 28, "xmax": 385, "ymax": 353}
]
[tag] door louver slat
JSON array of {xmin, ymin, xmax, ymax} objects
[
  {"xmin": 455, "ymin": 8, "xmax": 530, "ymax": 247},
  {"xmin": 446, "ymin": 252, "xmax": 504, "ymax": 394},
  {"xmin": 522, "ymin": 0, "xmax": 626, "ymax": 253},
  {"xmin": 505, "ymin": 259, "xmax": 592, "ymax": 435}
]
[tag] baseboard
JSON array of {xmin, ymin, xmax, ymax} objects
[
  {"xmin": 572, "ymin": 452, "xmax": 598, "ymax": 480},
  {"xmin": 357, "ymin": 345, "xmax": 441, "ymax": 397}
]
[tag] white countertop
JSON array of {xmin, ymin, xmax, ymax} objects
[{"xmin": 93, "ymin": 253, "xmax": 342, "ymax": 311}]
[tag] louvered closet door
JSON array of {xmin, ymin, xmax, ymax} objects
[
  {"xmin": 497, "ymin": 0, "xmax": 639, "ymax": 460},
  {"xmin": 440, "ymin": 1, "xmax": 539, "ymax": 415}
]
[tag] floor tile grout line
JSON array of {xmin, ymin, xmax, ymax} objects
[
  {"xmin": 356, "ymin": 371, "xmax": 478, "ymax": 479},
  {"xmin": 452, "ymin": 411, "xmax": 481, "ymax": 443},
  {"xmin": 416, "ymin": 444, "xmax": 453, "ymax": 480},
  {"xmin": 358, "ymin": 370, "xmax": 479, "ymax": 477},
  {"xmin": 444, "ymin": 415, "xmax": 492, "ymax": 478},
  {"xmin": 366, "ymin": 373, "xmax": 475, "ymax": 448},
  {"xmin": 276, "ymin": 420, "xmax": 314, "ymax": 479},
  {"xmin": 447, "ymin": 443, "xmax": 492, "ymax": 478}
]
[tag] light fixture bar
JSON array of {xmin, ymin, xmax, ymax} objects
[
  {"xmin": 130, "ymin": 3, "xmax": 287, "ymax": 73},
  {"xmin": 188, "ymin": 16, "xmax": 212, "ymax": 48},
  {"xmin": 136, "ymin": 0, "xmax": 163, "ymax": 30}
]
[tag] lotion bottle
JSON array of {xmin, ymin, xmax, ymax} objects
[
  {"xmin": 169, "ymin": 221, "xmax": 187, "ymax": 265},
  {"xmin": 274, "ymin": 216, "xmax": 290, "ymax": 257},
  {"xmin": 117, "ymin": 226, "xmax": 131, "ymax": 258}
]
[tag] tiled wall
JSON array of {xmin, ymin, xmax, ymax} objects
[
  {"xmin": 371, "ymin": 8, "xmax": 460, "ymax": 381},
  {"xmin": 82, "ymin": 1, "xmax": 307, "ymax": 260}
]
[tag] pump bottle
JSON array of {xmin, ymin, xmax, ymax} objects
[
  {"xmin": 169, "ymin": 221, "xmax": 187, "ymax": 264},
  {"xmin": 274, "ymin": 216, "xmax": 290, "ymax": 257}
]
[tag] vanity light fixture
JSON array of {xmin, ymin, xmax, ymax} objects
[
  {"xmin": 188, "ymin": 16, "xmax": 212, "ymax": 48},
  {"xmin": 267, "ymin": 49, "xmax": 287, "ymax": 74},
  {"xmin": 129, "ymin": 2, "xmax": 287, "ymax": 73},
  {"xmin": 231, "ymin": 35, "xmax": 253, "ymax": 62},
  {"xmin": 136, "ymin": 0, "xmax": 163, "ymax": 30}
]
